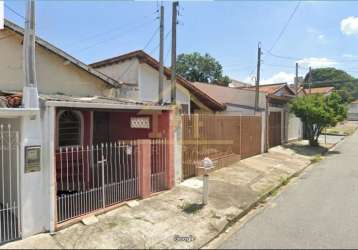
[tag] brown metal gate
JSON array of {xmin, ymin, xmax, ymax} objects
[
  {"xmin": 268, "ymin": 112, "xmax": 282, "ymax": 148},
  {"xmin": 182, "ymin": 114, "xmax": 262, "ymax": 179}
]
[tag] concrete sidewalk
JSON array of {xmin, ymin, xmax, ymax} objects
[{"xmin": 2, "ymin": 141, "xmax": 335, "ymax": 249}]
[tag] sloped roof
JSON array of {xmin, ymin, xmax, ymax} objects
[
  {"xmin": 4, "ymin": 19, "xmax": 121, "ymax": 88},
  {"xmin": 306, "ymin": 86, "xmax": 335, "ymax": 95},
  {"xmin": 191, "ymin": 82, "xmax": 267, "ymax": 111},
  {"xmin": 91, "ymin": 50, "xmax": 226, "ymax": 111},
  {"xmin": 241, "ymin": 82, "xmax": 295, "ymax": 95},
  {"xmin": 0, "ymin": 91, "xmax": 169, "ymax": 110}
]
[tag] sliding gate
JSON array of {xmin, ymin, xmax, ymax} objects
[
  {"xmin": 0, "ymin": 124, "xmax": 21, "ymax": 244},
  {"xmin": 56, "ymin": 139, "xmax": 168, "ymax": 224}
]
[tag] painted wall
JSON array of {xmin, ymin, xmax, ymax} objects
[
  {"xmin": 287, "ymin": 113, "xmax": 303, "ymax": 141},
  {"xmin": 95, "ymin": 58, "xmax": 139, "ymax": 85},
  {"xmin": 0, "ymin": 29, "xmax": 116, "ymax": 97},
  {"xmin": 348, "ymin": 103, "xmax": 358, "ymax": 121},
  {"xmin": 138, "ymin": 63, "xmax": 190, "ymax": 108}
]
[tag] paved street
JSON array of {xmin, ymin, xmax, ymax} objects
[{"xmin": 219, "ymin": 131, "xmax": 358, "ymax": 249}]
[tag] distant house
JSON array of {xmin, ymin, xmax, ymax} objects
[
  {"xmin": 191, "ymin": 81, "xmax": 266, "ymax": 114},
  {"xmin": 348, "ymin": 99, "xmax": 358, "ymax": 121},
  {"xmin": 306, "ymin": 86, "xmax": 335, "ymax": 96},
  {"xmin": 241, "ymin": 83, "xmax": 302, "ymax": 145}
]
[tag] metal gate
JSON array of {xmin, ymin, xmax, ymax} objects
[
  {"xmin": 56, "ymin": 141, "xmax": 140, "ymax": 224},
  {"xmin": 56, "ymin": 139, "xmax": 169, "ymax": 224},
  {"xmin": 0, "ymin": 124, "xmax": 21, "ymax": 244}
]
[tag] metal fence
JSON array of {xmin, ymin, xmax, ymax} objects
[
  {"xmin": 56, "ymin": 139, "xmax": 168, "ymax": 224},
  {"xmin": 56, "ymin": 141, "xmax": 140, "ymax": 223},
  {"xmin": 150, "ymin": 139, "xmax": 168, "ymax": 193},
  {"xmin": 0, "ymin": 125, "xmax": 21, "ymax": 244},
  {"xmin": 182, "ymin": 114, "xmax": 262, "ymax": 179}
]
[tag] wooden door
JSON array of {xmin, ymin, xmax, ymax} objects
[{"xmin": 269, "ymin": 112, "xmax": 282, "ymax": 148}]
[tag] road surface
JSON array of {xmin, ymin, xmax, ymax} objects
[{"xmin": 219, "ymin": 131, "xmax": 358, "ymax": 249}]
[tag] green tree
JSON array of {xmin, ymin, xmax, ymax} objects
[
  {"xmin": 176, "ymin": 52, "xmax": 231, "ymax": 86},
  {"xmin": 304, "ymin": 67, "xmax": 358, "ymax": 100},
  {"xmin": 290, "ymin": 92, "xmax": 347, "ymax": 146}
]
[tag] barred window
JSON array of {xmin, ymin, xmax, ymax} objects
[{"xmin": 58, "ymin": 111, "xmax": 82, "ymax": 147}]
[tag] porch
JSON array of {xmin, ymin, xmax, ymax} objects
[{"xmin": 50, "ymin": 98, "xmax": 174, "ymax": 227}]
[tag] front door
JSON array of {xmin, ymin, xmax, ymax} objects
[{"xmin": 93, "ymin": 112, "xmax": 110, "ymax": 145}]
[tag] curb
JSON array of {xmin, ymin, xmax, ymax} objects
[{"xmin": 199, "ymin": 136, "xmax": 345, "ymax": 249}]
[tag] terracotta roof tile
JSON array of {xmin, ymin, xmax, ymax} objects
[{"xmin": 307, "ymin": 86, "xmax": 334, "ymax": 94}]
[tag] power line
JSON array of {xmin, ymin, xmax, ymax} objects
[
  {"xmin": 268, "ymin": 0, "xmax": 301, "ymax": 52},
  {"xmin": 64, "ymin": 17, "xmax": 157, "ymax": 48},
  {"xmin": 70, "ymin": 20, "xmax": 158, "ymax": 54},
  {"xmin": 4, "ymin": 4, "xmax": 26, "ymax": 20},
  {"xmin": 115, "ymin": 27, "xmax": 161, "ymax": 82}
]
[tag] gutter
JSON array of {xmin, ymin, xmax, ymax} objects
[
  {"xmin": 0, "ymin": 108, "xmax": 40, "ymax": 118},
  {"xmin": 44, "ymin": 101, "xmax": 174, "ymax": 111}
]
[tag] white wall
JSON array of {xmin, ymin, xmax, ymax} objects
[
  {"xmin": 138, "ymin": 63, "xmax": 190, "ymax": 108},
  {"xmin": 348, "ymin": 103, "xmax": 358, "ymax": 121},
  {"xmin": 95, "ymin": 58, "xmax": 139, "ymax": 85},
  {"xmin": 287, "ymin": 113, "xmax": 303, "ymax": 141}
]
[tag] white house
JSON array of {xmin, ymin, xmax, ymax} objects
[{"xmin": 90, "ymin": 50, "xmax": 225, "ymax": 114}]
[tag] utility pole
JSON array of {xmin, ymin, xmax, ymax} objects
[
  {"xmin": 170, "ymin": 1, "xmax": 179, "ymax": 105},
  {"xmin": 255, "ymin": 43, "xmax": 261, "ymax": 112},
  {"xmin": 295, "ymin": 62, "xmax": 299, "ymax": 94},
  {"xmin": 23, "ymin": 0, "xmax": 39, "ymax": 108},
  {"xmin": 158, "ymin": 4, "xmax": 164, "ymax": 104},
  {"xmin": 308, "ymin": 66, "xmax": 312, "ymax": 94}
]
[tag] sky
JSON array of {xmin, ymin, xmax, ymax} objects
[{"xmin": 4, "ymin": 0, "xmax": 358, "ymax": 85}]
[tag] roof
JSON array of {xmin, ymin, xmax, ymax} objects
[
  {"xmin": 91, "ymin": 50, "xmax": 225, "ymax": 111},
  {"xmin": 241, "ymin": 82, "xmax": 295, "ymax": 95},
  {"xmin": 4, "ymin": 20, "xmax": 121, "ymax": 88},
  {"xmin": 191, "ymin": 81, "xmax": 266, "ymax": 110},
  {"xmin": 0, "ymin": 91, "xmax": 170, "ymax": 110},
  {"xmin": 306, "ymin": 86, "xmax": 335, "ymax": 95}
]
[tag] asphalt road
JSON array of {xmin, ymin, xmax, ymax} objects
[{"xmin": 219, "ymin": 131, "xmax": 358, "ymax": 249}]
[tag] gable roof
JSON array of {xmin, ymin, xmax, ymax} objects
[
  {"xmin": 91, "ymin": 50, "xmax": 226, "ymax": 111},
  {"xmin": 241, "ymin": 82, "xmax": 296, "ymax": 95},
  {"xmin": 306, "ymin": 86, "xmax": 335, "ymax": 95},
  {"xmin": 4, "ymin": 19, "xmax": 121, "ymax": 88}
]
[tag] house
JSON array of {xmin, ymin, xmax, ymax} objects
[
  {"xmin": 90, "ymin": 50, "xmax": 225, "ymax": 114},
  {"xmin": 0, "ymin": 20, "xmax": 176, "ymax": 242},
  {"xmin": 306, "ymin": 86, "xmax": 335, "ymax": 96}
]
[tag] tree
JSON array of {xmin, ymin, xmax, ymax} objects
[
  {"xmin": 290, "ymin": 92, "xmax": 347, "ymax": 146},
  {"xmin": 176, "ymin": 52, "xmax": 231, "ymax": 86},
  {"xmin": 304, "ymin": 67, "xmax": 358, "ymax": 100}
]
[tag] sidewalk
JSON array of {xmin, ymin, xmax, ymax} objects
[{"xmin": 2, "ymin": 140, "xmax": 337, "ymax": 249}]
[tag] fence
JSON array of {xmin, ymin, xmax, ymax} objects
[
  {"xmin": 0, "ymin": 125, "xmax": 21, "ymax": 244},
  {"xmin": 182, "ymin": 114, "xmax": 262, "ymax": 179},
  {"xmin": 56, "ymin": 139, "xmax": 168, "ymax": 224}
]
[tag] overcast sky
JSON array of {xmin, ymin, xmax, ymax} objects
[{"xmin": 4, "ymin": 0, "xmax": 358, "ymax": 84}]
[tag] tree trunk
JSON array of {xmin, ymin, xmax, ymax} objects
[{"xmin": 309, "ymin": 138, "xmax": 319, "ymax": 147}]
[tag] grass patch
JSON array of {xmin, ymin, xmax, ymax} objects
[
  {"xmin": 180, "ymin": 202, "xmax": 204, "ymax": 214},
  {"xmin": 310, "ymin": 154, "xmax": 323, "ymax": 164}
]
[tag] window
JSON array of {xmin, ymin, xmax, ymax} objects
[{"xmin": 58, "ymin": 110, "xmax": 82, "ymax": 147}]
